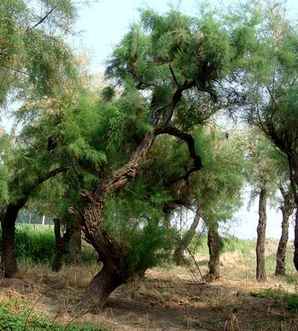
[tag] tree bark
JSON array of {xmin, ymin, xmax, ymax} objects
[
  {"xmin": 256, "ymin": 187, "xmax": 267, "ymax": 282},
  {"xmin": 67, "ymin": 219, "xmax": 81, "ymax": 264},
  {"xmin": 174, "ymin": 208, "xmax": 200, "ymax": 265},
  {"xmin": 1, "ymin": 204, "xmax": 23, "ymax": 278},
  {"xmin": 275, "ymin": 209, "xmax": 290, "ymax": 276},
  {"xmin": 52, "ymin": 217, "xmax": 81, "ymax": 271},
  {"xmin": 207, "ymin": 222, "xmax": 221, "ymax": 281},
  {"xmin": 84, "ymin": 260, "xmax": 128, "ymax": 309},
  {"xmin": 275, "ymin": 187, "xmax": 294, "ymax": 276},
  {"xmin": 288, "ymin": 155, "xmax": 298, "ymax": 271}
]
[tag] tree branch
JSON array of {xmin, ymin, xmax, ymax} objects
[
  {"xmin": 155, "ymin": 126, "xmax": 203, "ymax": 184},
  {"xmin": 29, "ymin": 6, "xmax": 57, "ymax": 30}
]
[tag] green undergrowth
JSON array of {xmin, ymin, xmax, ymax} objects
[
  {"xmin": 0, "ymin": 298, "xmax": 104, "ymax": 331},
  {"xmin": 189, "ymin": 234, "xmax": 255, "ymax": 255},
  {"xmin": 0, "ymin": 225, "xmax": 97, "ymax": 265},
  {"xmin": 251, "ymin": 288, "xmax": 298, "ymax": 312}
]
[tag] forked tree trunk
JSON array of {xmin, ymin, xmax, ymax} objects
[
  {"xmin": 275, "ymin": 209, "xmax": 290, "ymax": 276},
  {"xmin": 174, "ymin": 208, "xmax": 200, "ymax": 265},
  {"xmin": 207, "ymin": 222, "xmax": 221, "ymax": 281},
  {"xmin": 256, "ymin": 187, "xmax": 267, "ymax": 282},
  {"xmin": 1, "ymin": 203, "xmax": 24, "ymax": 278}
]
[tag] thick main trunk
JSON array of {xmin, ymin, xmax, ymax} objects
[
  {"xmin": 174, "ymin": 208, "xmax": 200, "ymax": 265},
  {"xmin": 207, "ymin": 222, "xmax": 221, "ymax": 281},
  {"xmin": 256, "ymin": 188, "xmax": 267, "ymax": 282},
  {"xmin": 84, "ymin": 261, "xmax": 128, "ymax": 309},
  {"xmin": 275, "ymin": 209, "xmax": 290, "ymax": 276},
  {"xmin": 1, "ymin": 204, "xmax": 21, "ymax": 278}
]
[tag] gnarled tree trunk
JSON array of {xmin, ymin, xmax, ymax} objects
[
  {"xmin": 256, "ymin": 187, "xmax": 267, "ymax": 282},
  {"xmin": 76, "ymin": 108, "xmax": 203, "ymax": 307},
  {"xmin": 85, "ymin": 258, "xmax": 129, "ymax": 309},
  {"xmin": 275, "ymin": 187, "xmax": 294, "ymax": 276},
  {"xmin": 207, "ymin": 221, "xmax": 221, "ymax": 281},
  {"xmin": 174, "ymin": 208, "xmax": 201, "ymax": 265}
]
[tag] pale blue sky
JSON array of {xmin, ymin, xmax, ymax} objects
[{"xmin": 72, "ymin": 0, "xmax": 298, "ymax": 73}]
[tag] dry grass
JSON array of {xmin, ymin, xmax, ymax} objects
[{"xmin": 0, "ymin": 241, "xmax": 297, "ymax": 330}]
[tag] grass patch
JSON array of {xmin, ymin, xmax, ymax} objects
[
  {"xmin": 0, "ymin": 298, "xmax": 104, "ymax": 330},
  {"xmin": 0, "ymin": 225, "xmax": 97, "ymax": 265}
]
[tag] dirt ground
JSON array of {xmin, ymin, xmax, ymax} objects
[{"xmin": 0, "ymin": 251, "xmax": 297, "ymax": 331}]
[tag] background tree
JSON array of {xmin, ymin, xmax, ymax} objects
[
  {"xmin": 245, "ymin": 131, "xmax": 283, "ymax": 281},
  {"xmin": 242, "ymin": 2, "xmax": 298, "ymax": 270},
  {"xmin": 173, "ymin": 127, "xmax": 245, "ymax": 270}
]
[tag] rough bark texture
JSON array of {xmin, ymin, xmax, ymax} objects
[
  {"xmin": 256, "ymin": 187, "xmax": 267, "ymax": 282},
  {"xmin": 174, "ymin": 208, "xmax": 200, "ymax": 265},
  {"xmin": 84, "ymin": 260, "xmax": 129, "ymax": 309},
  {"xmin": 207, "ymin": 222, "xmax": 221, "ymax": 281},
  {"xmin": 275, "ymin": 187, "xmax": 294, "ymax": 276},
  {"xmin": 275, "ymin": 209, "xmax": 290, "ymax": 276},
  {"xmin": 74, "ymin": 81, "xmax": 204, "ymax": 307}
]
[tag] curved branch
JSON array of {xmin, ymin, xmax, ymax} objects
[{"xmin": 155, "ymin": 126, "xmax": 203, "ymax": 184}]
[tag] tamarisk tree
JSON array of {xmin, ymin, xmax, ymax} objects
[{"xmin": 70, "ymin": 4, "xmax": 257, "ymax": 304}]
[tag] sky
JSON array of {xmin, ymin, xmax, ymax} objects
[{"xmin": 68, "ymin": 0, "xmax": 298, "ymax": 240}]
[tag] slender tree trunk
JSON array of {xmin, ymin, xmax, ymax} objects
[
  {"xmin": 67, "ymin": 219, "xmax": 81, "ymax": 264},
  {"xmin": 275, "ymin": 186, "xmax": 294, "ymax": 276},
  {"xmin": 1, "ymin": 204, "xmax": 22, "ymax": 278},
  {"xmin": 52, "ymin": 217, "xmax": 81, "ymax": 271},
  {"xmin": 288, "ymin": 155, "xmax": 298, "ymax": 271},
  {"xmin": 174, "ymin": 208, "xmax": 200, "ymax": 265},
  {"xmin": 256, "ymin": 187, "xmax": 267, "ymax": 282},
  {"xmin": 294, "ymin": 208, "xmax": 298, "ymax": 270},
  {"xmin": 207, "ymin": 222, "xmax": 221, "ymax": 281},
  {"xmin": 275, "ymin": 209, "xmax": 290, "ymax": 276},
  {"xmin": 52, "ymin": 218, "xmax": 65, "ymax": 272}
]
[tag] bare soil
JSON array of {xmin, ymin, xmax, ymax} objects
[{"xmin": 0, "ymin": 249, "xmax": 297, "ymax": 330}]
